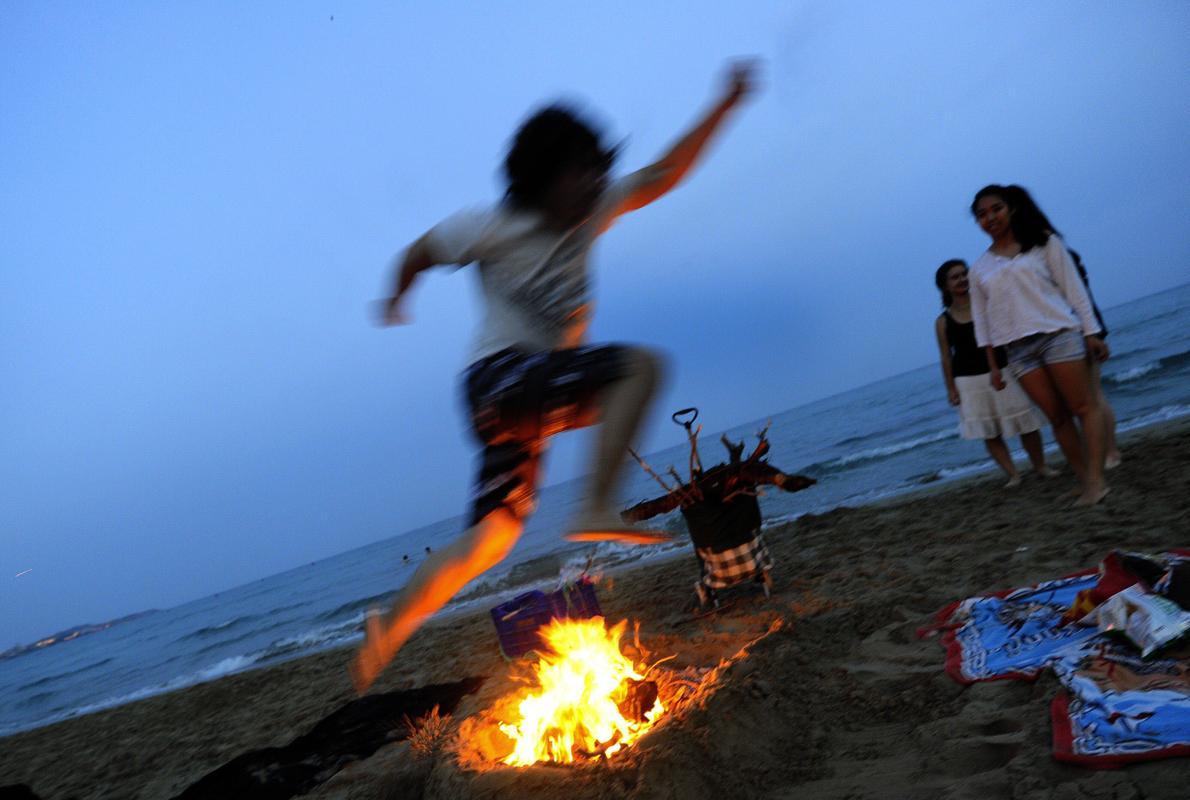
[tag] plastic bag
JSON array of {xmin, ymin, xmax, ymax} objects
[{"xmin": 1088, "ymin": 584, "xmax": 1190, "ymax": 657}]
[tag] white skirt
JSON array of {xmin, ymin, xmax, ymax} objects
[{"xmin": 954, "ymin": 372, "xmax": 1044, "ymax": 440}]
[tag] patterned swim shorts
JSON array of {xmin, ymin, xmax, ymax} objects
[{"xmin": 463, "ymin": 345, "xmax": 629, "ymax": 526}]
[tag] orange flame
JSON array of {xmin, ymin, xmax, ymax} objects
[{"xmin": 498, "ymin": 616, "xmax": 663, "ymax": 765}]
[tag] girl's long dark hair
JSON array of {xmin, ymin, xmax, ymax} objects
[
  {"xmin": 971, "ymin": 184, "xmax": 1060, "ymax": 252},
  {"xmin": 934, "ymin": 259, "xmax": 966, "ymax": 308}
]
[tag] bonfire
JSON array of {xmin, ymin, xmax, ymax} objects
[{"xmin": 496, "ymin": 616, "xmax": 666, "ymax": 766}]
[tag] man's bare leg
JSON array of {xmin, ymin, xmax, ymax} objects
[
  {"xmin": 351, "ymin": 507, "xmax": 522, "ymax": 692},
  {"xmin": 567, "ymin": 347, "xmax": 668, "ymax": 541}
]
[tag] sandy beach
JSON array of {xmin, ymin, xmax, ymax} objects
[{"xmin": 2, "ymin": 418, "xmax": 1187, "ymax": 800}]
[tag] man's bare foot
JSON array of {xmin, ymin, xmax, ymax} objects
[
  {"xmin": 1034, "ymin": 465, "xmax": 1060, "ymax": 478},
  {"xmin": 350, "ymin": 610, "xmax": 413, "ymax": 694},
  {"xmin": 565, "ymin": 510, "xmax": 670, "ymax": 545},
  {"xmin": 1004, "ymin": 474, "xmax": 1022, "ymax": 489},
  {"xmin": 1105, "ymin": 452, "xmax": 1122, "ymax": 470},
  {"xmin": 565, "ymin": 528, "xmax": 672, "ymax": 545},
  {"xmin": 1073, "ymin": 484, "xmax": 1110, "ymax": 508}
]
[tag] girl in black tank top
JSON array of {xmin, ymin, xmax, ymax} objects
[
  {"xmin": 943, "ymin": 310, "xmax": 1006, "ymax": 377},
  {"xmin": 933, "ymin": 259, "xmax": 1053, "ymax": 486}
]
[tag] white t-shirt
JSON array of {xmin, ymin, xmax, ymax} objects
[
  {"xmin": 969, "ymin": 235, "xmax": 1102, "ymax": 348},
  {"xmin": 425, "ymin": 168, "xmax": 658, "ymax": 362}
]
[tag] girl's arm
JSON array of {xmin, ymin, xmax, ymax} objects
[
  {"xmin": 1043, "ymin": 236, "xmax": 1109, "ymax": 361},
  {"xmin": 934, "ymin": 315, "xmax": 960, "ymax": 406},
  {"xmin": 968, "ymin": 272, "xmax": 1005, "ymax": 388},
  {"xmin": 985, "ymin": 346, "xmax": 1006, "ymax": 391}
]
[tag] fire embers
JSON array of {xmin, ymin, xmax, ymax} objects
[{"xmin": 495, "ymin": 617, "xmax": 665, "ymax": 766}]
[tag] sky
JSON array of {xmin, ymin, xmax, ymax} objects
[{"xmin": 3, "ymin": 1, "xmax": 1188, "ymax": 645}]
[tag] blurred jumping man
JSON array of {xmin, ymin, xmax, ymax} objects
[{"xmin": 353, "ymin": 62, "xmax": 758, "ymax": 691}]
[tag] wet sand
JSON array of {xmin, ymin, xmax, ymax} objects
[{"xmin": 2, "ymin": 418, "xmax": 1187, "ymax": 800}]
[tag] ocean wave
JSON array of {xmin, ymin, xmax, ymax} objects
[
  {"xmin": 1118, "ymin": 404, "xmax": 1190, "ymax": 433},
  {"xmin": 13, "ymin": 690, "xmax": 61, "ymax": 711},
  {"xmin": 1105, "ymin": 362, "xmax": 1160, "ymax": 384},
  {"xmin": 2, "ymin": 654, "xmax": 262, "ymax": 736},
  {"xmin": 1104, "ymin": 349, "xmax": 1190, "ymax": 385},
  {"xmin": 314, "ymin": 592, "xmax": 395, "ymax": 624},
  {"xmin": 833, "ymin": 433, "xmax": 868, "ymax": 448},
  {"xmin": 248, "ymin": 618, "xmax": 366, "ymax": 665},
  {"xmin": 810, "ymin": 428, "xmax": 958, "ymax": 473},
  {"xmin": 450, "ymin": 528, "xmax": 683, "ymax": 608},
  {"xmin": 15, "ymin": 657, "xmax": 117, "ymax": 694},
  {"xmin": 191, "ymin": 619, "xmax": 296, "ymax": 657},
  {"xmin": 172, "ymin": 614, "xmax": 263, "ymax": 643},
  {"xmin": 760, "ymin": 512, "xmax": 804, "ymax": 530}
]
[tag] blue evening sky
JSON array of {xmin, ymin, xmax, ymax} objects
[{"xmin": 3, "ymin": 2, "xmax": 1188, "ymax": 644}]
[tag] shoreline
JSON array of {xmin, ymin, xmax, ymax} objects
[
  {"xmin": 4, "ymin": 406, "xmax": 1186, "ymax": 742},
  {"xmin": 1, "ymin": 416, "xmax": 1188, "ymax": 799}
]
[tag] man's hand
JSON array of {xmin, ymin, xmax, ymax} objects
[
  {"xmin": 377, "ymin": 294, "xmax": 410, "ymax": 326},
  {"xmin": 724, "ymin": 60, "xmax": 759, "ymax": 106},
  {"xmin": 947, "ymin": 386, "xmax": 961, "ymax": 406},
  {"xmin": 989, "ymin": 368, "xmax": 1006, "ymax": 391},
  {"xmin": 610, "ymin": 59, "xmax": 760, "ymax": 219},
  {"xmin": 1087, "ymin": 336, "xmax": 1110, "ymax": 363}
]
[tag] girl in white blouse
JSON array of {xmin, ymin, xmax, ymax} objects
[{"xmin": 968, "ymin": 185, "xmax": 1109, "ymax": 507}]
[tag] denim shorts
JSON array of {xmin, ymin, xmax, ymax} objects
[{"xmin": 1005, "ymin": 328, "xmax": 1086, "ymax": 378}]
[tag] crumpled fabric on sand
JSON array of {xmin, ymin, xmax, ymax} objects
[
  {"xmin": 1049, "ymin": 638, "xmax": 1190, "ymax": 766},
  {"xmin": 920, "ymin": 553, "xmax": 1190, "ymax": 767}
]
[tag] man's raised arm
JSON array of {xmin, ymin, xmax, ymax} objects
[{"xmin": 615, "ymin": 60, "xmax": 758, "ymax": 216}]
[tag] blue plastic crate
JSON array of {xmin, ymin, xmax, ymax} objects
[{"xmin": 489, "ymin": 579, "xmax": 601, "ymax": 659}]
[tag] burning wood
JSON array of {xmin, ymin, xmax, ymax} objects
[
  {"xmin": 456, "ymin": 618, "xmax": 785, "ymax": 775},
  {"xmin": 494, "ymin": 617, "xmax": 666, "ymax": 766}
]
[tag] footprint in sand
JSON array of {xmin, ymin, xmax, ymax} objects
[{"xmin": 931, "ymin": 737, "xmax": 1021, "ymax": 776}]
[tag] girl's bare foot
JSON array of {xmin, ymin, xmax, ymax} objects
[
  {"xmin": 1073, "ymin": 484, "xmax": 1110, "ymax": 508},
  {"xmin": 1004, "ymin": 474, "xmax": 1022, "ymax": 489},
  {"xmin": 1034, "ymin": 465, "xmax": 1060, "ymax": 478},
  {"xmin": 1105, "ymin": 452, "xmax": 1122, "ymax": 470}
]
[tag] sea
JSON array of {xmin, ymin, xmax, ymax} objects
[{"xmin": 3, "ymin": 283, "xmax": 1188, "ymax": 737}]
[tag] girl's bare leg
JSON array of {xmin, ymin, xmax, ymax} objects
[
  {"xmin": 1016, "ymin": 367, "xmax": 1086, "ymax": 487},
  {"xmin": 1088, "ymin": 358, "xmax": 1121, "ymax": 468},
  {"xmin": 1019, "ymin": 430, "xmax": 1057, "ymax": 476},
  {"xmin": 983, "ymin": 435, "xmax": 1021, "ymax": 487},
  {"xmin": 1046, "ymin": 359, "xmax": 1108, "ymax": 506}
]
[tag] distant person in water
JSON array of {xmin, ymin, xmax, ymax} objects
[
  {"xmin": 352, "ymin": 62, "xmax": 759, "ymax": 691},
  {"xmin": 968, "ymin": 185, "xmax": 1109, "ymax": 507},
  {"xmin": 934, "ymin": 259, "xmax": 1055, "ymax": 487}
]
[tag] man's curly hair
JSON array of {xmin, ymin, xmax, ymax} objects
[{"xmin": 503, "ymin": 105, "xmax": 616, "ymax": 210}]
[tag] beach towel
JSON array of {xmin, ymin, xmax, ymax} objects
[
  {"xmin": 920, "ymin": 552, "xmax": 1190, "ymax": 767},
  {"xmin": 920, "ymin": 569, "xmax": 1101, "ymax": 683},
  {"xmin": 1049, "ymin": 637, "xmax": 1190, "ymax": 767}
]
